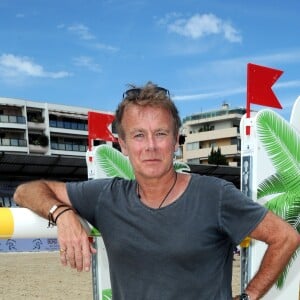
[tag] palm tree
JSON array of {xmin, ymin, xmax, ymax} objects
[{"xmin": 256, "ymin": 109, "xmax": 300, "ymax": 288}]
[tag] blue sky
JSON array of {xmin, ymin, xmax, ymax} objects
[{"xmin": 1, "ymin": 0, "xmax": 300, "ymax": 121}]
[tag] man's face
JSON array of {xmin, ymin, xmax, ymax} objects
[{"xmin": 119, "ymin": 105, "xmax": 178, "ymax": 180}]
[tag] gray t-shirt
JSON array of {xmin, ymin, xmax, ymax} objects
[{"xmin": 67, "ymin": 173, "xmax": 267, "ymax": 300}]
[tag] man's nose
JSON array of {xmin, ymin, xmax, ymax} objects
[{"xmin": 146, "ymin": 136, "xmax": 156, "ymax": 150}]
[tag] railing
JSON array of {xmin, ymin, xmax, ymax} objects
[
  {"xmin": 0, "ymin": 138, "xmax": 27, "ymax": 147},
  {"xmin": 51, "ymin": 142, "xmax": 87, "ymax": 152},
  {"xmin": 183, "ymin": 108, "xmax": 246, "ymax": 123},
  {"xmin": 0, "ymin": 196, "xmax": 15, "ymax": 207},
  {"xmin": 49, "ymin": 120, "xmax": 88, "ymax": 131},
  {"xmin": 0, "ymin": 115, "xmax": 26, "ymax": 124}
]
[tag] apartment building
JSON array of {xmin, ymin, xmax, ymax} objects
[
  {"xmin": 0, "ymin": 97, "xmax": 106, "ymax": 156},
  {"xmin": 181, "ymin": 103, "xmax": 246, "ymax": 167},
  {"xmin": 0, "ymin": 97, "xmax": 115, "ymax": 207}
]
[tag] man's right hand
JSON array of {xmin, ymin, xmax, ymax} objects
[{"xmin": 56, "ymin": 209, "xmax": 97, "ymax": 272}]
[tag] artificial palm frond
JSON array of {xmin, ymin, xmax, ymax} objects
[
  {"xmin": 257, "ymin": 174, "xmax": 286, "ymax": 198},
  {"xmin": 90, "ymin": 227, "xmax": 101, "ymax": 237},
  {"xmin": 95, "ymin": 145, "xmax": 135, "ymax": 179},
  {"xmin": 256, "ymin": 110, "xmax": 300, "ymax": 178},
  {"xmin": 284, "ymin": 196, "xmax": 300, "ymax": 232},
  {"xmin": 276, "ymin": 250, "xmax": 299, "ymax": 289},
  {"xmin": 173, "ymin": 160, "xmax": 190, "ymax": 173},
  {"xmin": 256, "ymin": 109, "xmax": 300, "ymax": 288},
  {"xmin": 265, "ymin": 193, "xmax": 300, "ymax": 224},
  {"xmin": 102, "ymin": 289, "xmax": 112, "ymax": 300}
]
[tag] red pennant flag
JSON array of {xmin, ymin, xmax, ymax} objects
[
  {"xmin": 246, "ymin": 63, "xmax": 283, "ymax": 134},
  {"xmin": 88, "ymin": 111, "xmax": 116, "ymax": 150}
]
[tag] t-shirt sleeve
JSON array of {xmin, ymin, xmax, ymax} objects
[
  {"xmin": 219, "ymin": 181, "xmax": 268, "ymax": 245},
  {"xmin": 66, "ymin": 178, "xmax": 109, "ymax": 226}
]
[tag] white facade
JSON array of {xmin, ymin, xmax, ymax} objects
[
  {"xmin": 182, "ymin": 104, "xmax": 246, "ymax": 166},
  {"xmin": 0, "ymin": 97, "xmax": 113, "ymax": 157}
]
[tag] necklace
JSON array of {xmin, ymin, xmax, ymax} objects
[{"xmin": 137, "ymin": 172, "xmax": 178, "ymax": 208}]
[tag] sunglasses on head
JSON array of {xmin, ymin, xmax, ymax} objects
[{"xmin": 122, "ymin": 86, "xmax": 170, "ymax": 100}]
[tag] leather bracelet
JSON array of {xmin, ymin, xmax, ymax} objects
[
  {"xmin": 48, "ymin": 204, "xmax": 70, "ymax": 227},
  {"xmin": 53, "ymin": 207, "xmax": 74, "ymax": 224},
  {"xmin": 240, "ymin": 292, "xmax": 251, "ymax": 300}
]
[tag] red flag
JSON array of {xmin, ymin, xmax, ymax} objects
[
  {"xmin": 246, "ymin": 63, "xmax": 283, "ymax": 135},
  {"xmin": 88, "ymin": 111, "xmax": 116, "ymax": 150},
  {"xmin": 247, "ymin": 63, "xmax": 283, "ymax": 110}
]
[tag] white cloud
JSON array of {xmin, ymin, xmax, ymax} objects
[
  {"xmin": 174, "ymin": 87, "xmax": 244, "ymax": 102},
  {"xmin": 155, "ymin": 12, "xmax": 182, "ymax": 26},
  {"xmin": 66, "ymin": 23, "xmax": 118, "ymax": 52},
  {"xmin": 94, "ymin": 43, "xmax": 119, "ymax": 52},
  {"xmin": 251, "ymin": 50, "xmax": 300, "ymax": 65},
  {"xmin": 0, "ymin": 54, "xmax": 71, "ymax": 79},
  {"xmin": 167, "ymin": 13, "xmax": 242, "ymax": 43},
  {"xmin": 277, "ymin": 80, "xmax": 300, "ymax": 89},
  {"xmin": 173, "ymin": 48, "xmax": 300, "ymax": 103},
  {"xmin": 73, "ymin": 56, "xmax": 102, "ymax": 72},
  {"xmin": 68, "ymin": 24, "xmax": 96, "ymax": 40}
]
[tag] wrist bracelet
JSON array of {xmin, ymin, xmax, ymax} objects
[
  {"xmin": 54, "ymin": 207, "xmax": 74, "ymax": 224},
  {"xmin": 48, "ymin": 204, "xmax": 70, "ymax": 227},
  {"xmin": 240, "ymin": 292, "xmax": 251, "ymax": 300}
]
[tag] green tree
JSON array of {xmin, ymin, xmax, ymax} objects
[{"xmin": 208, "ymin": 147, "xmax": 228, "ymax": 165}]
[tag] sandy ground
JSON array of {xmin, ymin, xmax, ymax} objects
[{"xmin": 0, "ymin": 252, "xmax": 241, "ymax": 299}]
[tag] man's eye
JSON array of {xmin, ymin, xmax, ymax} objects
[
  {"xmin": 156, "ymin": 131, "xmax": 167, "ymax": 136},
  {"xmin": 134, "ymin": 133, "xmax": 144, "ymax": 138}
]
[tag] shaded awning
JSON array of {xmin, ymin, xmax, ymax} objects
[
  {"xmin": 0, "ymin": 152, "xmax": 87, "ymax": 182},
  {"xmin": 187, "ymin": 164, "xmax": 240, "ymax": 188}
]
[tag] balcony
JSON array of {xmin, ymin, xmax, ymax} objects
[
  {"xmin": 28, "ymin": 121, "xmax": 46, "ymax": 130},
  {"xmin": 184, "ymin": 144, "xmax": 239, "ymax": 161},
  {"xmin": 0, "ymin": 138, "xmax": 27, "ymax": 152},
  {"xmin": 49, "ymin": 119, "xmax": 88, "ymax": 131},
  {"xmin": 0, "ymin": 114, "xmax": 26, "ymax": 124},
  {"xmin": 51, "ymin": 143, "xmax": 87, "ymax": 152},
  {"xmin": 29, "ymin": 144, "xmax": 48, "ymax": 154},
  {"xmin": 186, "ymin": 127, "xmax": 239, "ymax": 143},
  {"xmin": 0, "ymin": 138, "xmax": 27, "ymax": 147},
  {"xmin": 0, "ymin": 115, "xmax": 27, "ymax": 130},
  {"xmin": 28, "ymin": 134, "xmax": 49, "ymax": 154}
]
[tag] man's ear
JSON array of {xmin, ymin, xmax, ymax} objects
[{"xmin": 118, "ymin": 138, "xmax": 128, "ymax": 156}]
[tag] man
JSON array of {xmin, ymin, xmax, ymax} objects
[{"xmin": 14, "ymin": 82, "xmax": 299, "ymax": 300}]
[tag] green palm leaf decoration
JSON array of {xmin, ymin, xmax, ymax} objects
[
  {"xmin": 256, "ymin": 110, "xmax": 300, "ymax": 288},
  {"xmin": 95, "ymin": 144, "xmax": 135, "ymax": 179},
  {"xmin": 173, "ymin": 160, "xmax": 191, "ymax": 173}
]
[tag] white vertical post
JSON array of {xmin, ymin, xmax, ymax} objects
[{"xmin": 86, "ymin": 147, "xmax": 112, "ymax": 300}]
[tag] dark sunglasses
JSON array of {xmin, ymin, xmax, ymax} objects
[{"xmin": 122, "ymin": 87, "xmax": 170, "ymax": 100}]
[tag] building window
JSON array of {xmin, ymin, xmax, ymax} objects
[
  {"xmin": 50, "ymin": 136, "xmax": 87, "ymax": 152},
  {"xmin": 231, "ymin": 137, "xmax": 238, "ymax": 145},
  {"xmin": 186, "ymin": 142, "xmax": 199, "ymax": 151},
  {"xmin": 49, "ymin": 115, "xmax": 88, "ymax": 131},
  {"xmin": 187, "ymin": 158, "xmax": 199, "ymax": 164},
  {"xmin": 209, "ymin": 141, "xmax": 217, "ymax": 148}
]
